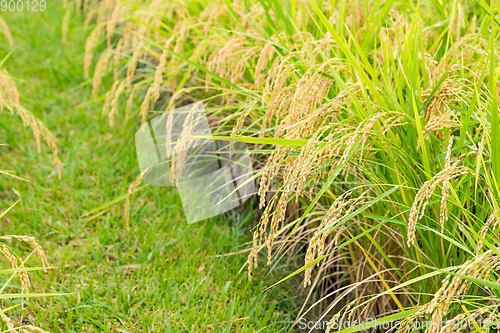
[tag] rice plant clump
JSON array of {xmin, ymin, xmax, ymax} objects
[{"xmin": 80, "ymin": 0, "xmax": 500, "ymax": 329}]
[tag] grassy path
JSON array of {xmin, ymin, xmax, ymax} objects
[{"xmin": 0, "ymin": 3, "xmax": 296, "ymax": 332}]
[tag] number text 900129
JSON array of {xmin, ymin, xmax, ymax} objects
[{"xmin": 1, "ymin": 0, "xmax": 46, "ymax": 11}]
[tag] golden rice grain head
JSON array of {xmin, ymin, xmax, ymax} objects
[
  {"xmin": 102, "ymin": 80, "xmax": 119, "ymax": 123},
  {"xmin": 407, "ymin": 159, "xmax": 470, "ymax": 246},
  {"xmin": 0, "ymin": 243, "xmax": 18, "ymax": 272},
  {"xmin": 92, "ymin": 49, "xmax": 114, "ymax": 99},
  {"xmin": 165, "ymin": 106, "xmax": 175, "ymax": 158},
  {"xmin": 260, "ymin": 85, "xmax": 294, "ymax": 138},
  {"xmin": 110, "ymin": 80, "xmax": 127, "ymax": 127},
  {"xmin": 126, "ymin": 43, "xmax": 143, "ymax": 89},
  {"xmin": 424, "ymin": 113, "xmax": 460, "ymax": 136},
  {"xmin": 422, "ymin": 77, "xmax": 466, "ymax": 123},
  {"xmin": 0, "ymin": 69, "xmax": 20, "ymax": 104},
  {"xmin": 83, "ymin": 7, "xmax": 95, "ymax": 28},
  {"xmin": 0, "ymin": 242, "xmax": 29, "ymax": 293},
  {"xmin": 7, "ymin": 101, "xmax": 62, "ymax": 178},
  {"xmin": 25, "ymin": 326, "xmax": 50, "ymax": 333},
  {"xmin": 476, "ymin": 210, "xmax": 500, "ymax": 253},
  {"xmin": 422, "ymin": 251, "xmax": 500, "ymax": 333},
  {"xmin": 170, "ymin": 103, "xmax": 200, "ymax": 185},
  {"xmin": 152, "ymin": 39, "xmax": 174, "ymax": 103},
  {"xmin": 62, "ymin": 5, "xmax": 72, "ymax": 42},
  {"xmin": 113, "ymin": 38, "xmax": 124, "ymax": 82},
  {"xmin": 325, "ymin": 313, "xmax": 340, "ymax": 333},
  {"xmin": 96, "ymin": 0, "xmax": 115, "ymax": 26},
  {"xmin": 248, "ymin": 197, "xmax": 276, "ymax": 280},
  {"xmin": 253, "ymin": 42, "xmax": 276, "ymax": 89},
  {"xmin": 231, "ymin": 102, "xmax": 255, "ymax": 137},
  {"xmin": 173, "ymin": 35, "xmax": 185, "ymax": 55},
  {"xmin": 106, "ymin": 1, "xmax": 122, "ymax": 46},
  {"xmin": 139, "ymin": 39, "xmax": 173, "ymax": 124},
  {"xmin": 167, "ymin": 87, "xmax": 193, "ymax": 113},
  {"xmin": 124, "ymin": 173, "xmax": 144, "ymax": 230},
  {"xmin": 260, "ymin": 134, "xmax": 327, "ymax": 267},
  {"xmin": 304, "ymin": 193, "xmax": 359, "ymax": 287},
  {"xmin": 139, "ymin": 89, "xmax": 153, "ymax": 127},
  {"xmin": 247, "ymin": 231, "xmax": 259, "ymax": 280},
  {"xmin": 257, "ymin": 148, "xmax": 289, "ymax": 209},
  {"xmin": 0, "ymin": 310, "xmax": 14, "ymax": 333},
  {"xmin": 84, "ymin": 26, "xmax": 104, "ymax": 78},
  {"xmin": 206, "ymin": 36, "xmax": 246, "ymax": 84},
  {"xmin": 5, "ymin": 235, "xmax": 48, "ymax": 267},
  {"xmin": 278, "ymin": 64, "xmax": 333, "ymax": 139},
  {"xmin": 439, "ymin": 137, "xmax": 455, "ymax": 229},
  {"xmin": 0, "ymin": 235, "xmax": 50, "ymax": 284},
  {"xmin": 125, "ymin": 84, "xmax": 137, "ymax": 120},
  {"xmin": 454, "ymin": 4, "xmax": 465, "ymax": 40},
  {"xmin": 53, "ymin": 150, "xmax": 62, "ymax": 180}
]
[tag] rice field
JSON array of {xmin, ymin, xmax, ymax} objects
[
  {"xmin": 2, "ymin": 0, "xmax": 500, "ymax": 332},
  {"xmin": 0, "ymin": 3, "xmax": 296, "ymax": 332}
]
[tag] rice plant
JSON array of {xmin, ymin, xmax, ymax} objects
[
  {"xmin": 0, "ymin": 65, "xmax": 61, "ymax": 179},
  {"xmin": 79, "ymin": 0, "xmax": 500, "ymax": 330}
]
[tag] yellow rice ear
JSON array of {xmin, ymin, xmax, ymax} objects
[{"xmin": 0, "ymin": 15, "xmax": 12, "ymax": 49}]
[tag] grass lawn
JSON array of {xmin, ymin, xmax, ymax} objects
[{"xmin": 0, "ymin": 2, "xmax": 297, "ymax": 332}]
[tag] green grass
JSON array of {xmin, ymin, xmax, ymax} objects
[{"xmin": 0, "ymin": 3, "xmax": 298, "ymax": 332}]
